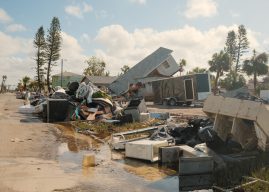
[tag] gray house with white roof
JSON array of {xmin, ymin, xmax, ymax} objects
[{"xmin": 109, "ymin": 47, "xmax": 180, "ymax": 97}]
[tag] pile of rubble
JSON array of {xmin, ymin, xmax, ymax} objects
[
  {"xmin": 18, "ymin": 80, "xmax": 122, "ymax": 122},
  {"xmin": 110, "ymin": 95, "xmax": 269, "ymax": 191},
  {"xmin": 17, "ymin": 83, "xmax": 269, "ymax": 191}
]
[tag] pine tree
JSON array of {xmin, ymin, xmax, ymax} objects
[
  {"xmin": 45, "ymin": 17, "xmax": 61, "ymax": 92},
  {"xmin": 34, "ymin": 26, "xmax": 46, "ymax": 92},
  {"xmin": 225, "ymin": 30, "xmax": 237, "ymax": 71},
  {"xmin": 235, "ymin": 25, "xmax": 249, "ymax": 73}
]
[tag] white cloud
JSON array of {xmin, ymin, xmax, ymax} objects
[
  {"xmin": 0, "ymin": 31, "xmax": 35, "ymax": 86},
  {"xmin": 6, "ymin": 24, "xmax": 26, "ymax": 32},
  {"xmin": 53, "ymin": 32, "xmax": 87, "ymax": 76},
  {"xmin": 0, "ymin": 31, "xmax": 87, "ymax": 86},
  {"xmin": 0, "ymin": 31, "xmax": 31, "ymax": 57},
  {"xmin": 65, "ymin": 5, "xmax": 82, "ymax": 18},
  {"xmin": 0, "ymin": 24, "xmax": 263, "ymax": 87},
  {"xmin": 65, "ymin": 2, "xmax": 93, "ymax": 18},
  {"xmin": 83, "ymin": 2, "xmax": 93, "ymax": 13},
  {"xmin": 94, "ymin": 24, "xmax": 261, "ymax": 76},
  {"xmin": 0, "ymin": 8, "xmax": 12, "ymax": 23},
  {"xmin": 130, "ymin": 0, "xmax": 146, "ymax": 5},
  {"xmin": 184, "ymin": 0, "xmax": 217, "ymax": 19}
]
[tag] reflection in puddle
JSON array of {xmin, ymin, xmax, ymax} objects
[
  {"xmin": 56, "ymin": 123, "xmax": 179, "ymax": 192},
  {"xmin": 58, "ymin": 143, "xmax": 87, "ymax": 172},
  {"xmin": 147, "ymin": 176, "xmax": 179, "ymax": 191},
  {"xmin": 82, "ymin": 166, "xmax": 95, "ymax": 177}
]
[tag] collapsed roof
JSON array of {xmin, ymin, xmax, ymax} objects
[{"xmin": 109, "ymin": 47, "xmax": 179, "ymax": 95}]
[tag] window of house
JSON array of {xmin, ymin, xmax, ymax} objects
[{"xmin": 163, "ymin": 61, "xmax": 170, "ymax": 69}]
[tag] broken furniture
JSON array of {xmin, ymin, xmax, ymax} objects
[
  {"xmin": 46, "ymin": 99, "xmax": 71, "ymax": 123},
  {"xmin": 159, "ymin": 144, "xmax": 213, "ymax": 190},
  {"xmin": 125, "ymin": 139, "xmax": 170, "ymax": 162},
  {"xmin": 111, "ymin": 126, "xmax": 159, "ymax": 150},
  {"xmin": 177, "ymin": 145, "xmax": 213, "ymax": 191},
  {"xmin": 159, "ymin": 145, "xmax": 182, "ymax": 165},
  {"xmin": 123, "ymin": 98, "xmax": 147, "ymax": 122},
  {"xmin": 203, "ymin": 95, "xmax": 269, "ymax": 151}
]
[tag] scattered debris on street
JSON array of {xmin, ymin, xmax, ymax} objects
[{"xmin": 15, "ymin": 76, "xmax": 269, "ymax": 191}]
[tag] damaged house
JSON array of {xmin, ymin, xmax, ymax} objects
[
  {"xmin": 109, "ymin": 47, "xmax": 180, "ymax": 99},
  {"xmin": 81, "ymin": 76, "xmax": 117, "ymax": 91}
]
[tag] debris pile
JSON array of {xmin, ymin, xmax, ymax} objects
[
  {"xmin": 16, "ymin": 83, "xmax": 269, "ymax": 191},
  {"xmin": 18, "ymin": 81, "xmax": 119, "ymax": 123}
]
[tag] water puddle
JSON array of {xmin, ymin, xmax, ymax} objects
[{"xmin": 55, "ymin": 122, "xmax": 179, "ymax": 192}]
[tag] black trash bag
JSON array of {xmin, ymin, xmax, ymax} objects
[
  {"xmin": 168, "ymin": 125, "xmax": 201, "ymax": 145},
  {"xmin": 188, "ymin": 118, "xmax": 211, "ymax": 128},
  {"xmin": 198, "ymin": 126, "xmax": 243, "ymax": 154},
  {"xmin": 51, "ymin": 92, "xmax": 70, "ymax": 100},
  {"xmin": 66, "ymin": 82, "xmax": 80, "ymax": 96},
  {"xmin": 198, "ymin": 126, "xmax": 216, "ymax": 142},
  {"xmin": 226, "ymin": 138, "xmax": 242, "ymax": 153}
]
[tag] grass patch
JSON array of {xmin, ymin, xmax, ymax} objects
[
  {"xmin": 241, "ymin": 167, "xmax": 269, "ymax": 192},
  {"xmin": 72, "ymin": 119, "xmax": 163, "ymax": 139}
]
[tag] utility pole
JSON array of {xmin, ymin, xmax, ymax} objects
[{"xmin": 61, "ymin": 59, "xmax": 63, "ymax": 87}]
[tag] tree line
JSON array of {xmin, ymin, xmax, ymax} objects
[
  {"xmin": 20, "ymin": 16, "xmax": 130, "ymax": 92},
  {"xmin": 20, "ymin": 22, "xmax": 268, "ymax": 96},
  {"xmin": 179, "ymin": 25, "xmax": 268, "ymax": 95}
]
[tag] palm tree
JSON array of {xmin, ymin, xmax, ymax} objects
[
  {"xmin": 243, "ymin": 50, "xmax": 268, "ymax": 94},
  {"xmin": 208, "ymin": 50, "xmax": 230, "ymax": 93},
  {"xmin": 22, "ymin": 76, "xmax": 30, "ymax": 90},
  {"xmin": 179, "ymin": 59, "xmax": 187, "ymax": 76}
]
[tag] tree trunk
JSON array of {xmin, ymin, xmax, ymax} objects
[
  {"xmin": 254, "ymin": 72, "xmax": 257, "ymax": 95},
  {"xmin": 214, "ymin": 71, "xmax": 220, "ymax": 95},
  {"xmin": 37, "ymin": 48, "xmax": 41, "ymax": 93},
  {"xmin": 47, "ymin": 61, "xmax": 51, "ymax": 93},
  {"xmin": 0, "ymin": 81, "xmax": 3, "ymax": 93},
  {"xmin": 235, "ymin": 43, "xmax": 241, "ymax": 74}
]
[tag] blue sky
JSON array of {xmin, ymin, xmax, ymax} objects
[{"xmin": 1, "ymin": 0, "xmax": 269, "ymax": 86}]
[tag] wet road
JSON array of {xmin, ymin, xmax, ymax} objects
[{"xmin": 0, "ymin": 93, "xmax": 179, "ymax": 192}]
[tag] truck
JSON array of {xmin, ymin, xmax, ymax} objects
[{"xmin": 151, "ymin": 73, "xmax": 211, "ymax": 106}]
